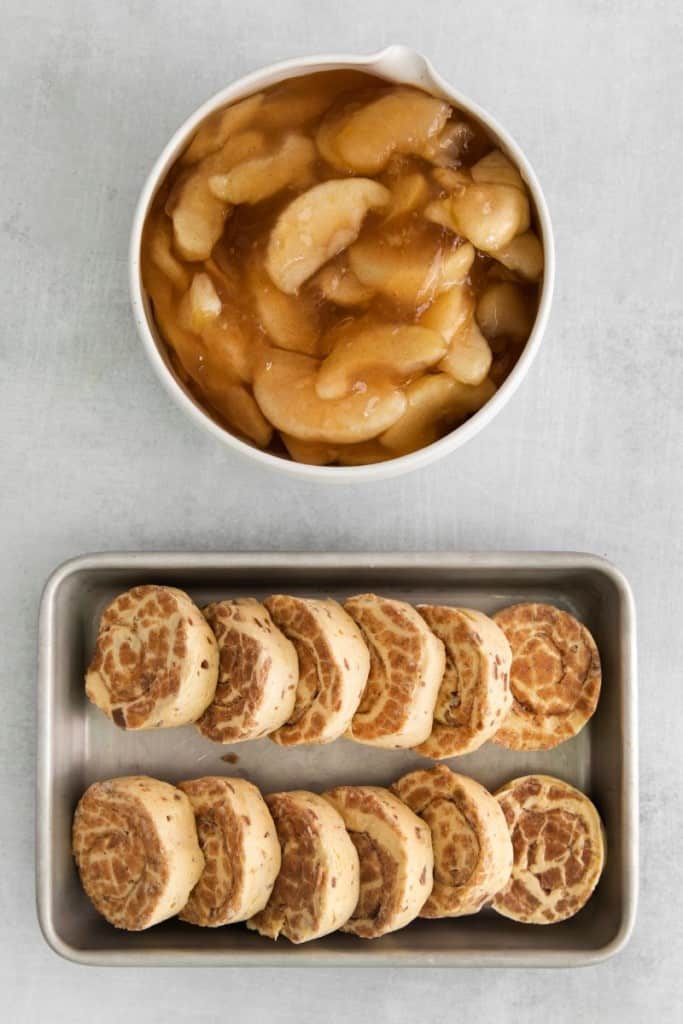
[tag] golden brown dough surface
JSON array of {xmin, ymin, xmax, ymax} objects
[
  {"xmin": 178, "ymin": 776, "xmax": 280, "ymax": 926},
  {"xmin": 85, "ymin": 585, "xmax": 218, "ymax": 730},
  {"xmin": 72, "ymin": 776, "xmax": 204, "ymax": 930},
  {"xmin": 492, "ymin": 774, "xmax": 605, "ymax": 924},
  {"xmin": 394, "ymin": 765, "xmax": 512, "ymax": 918},
  {"xmin": 492, "ymin": 603, "xmax": 601, "ymax": 750},
  {"xmin": 413, "ymin": 605, "xmax": 512, "ymax": 758},
  {"xmin": 247, "ymin": 790, "xmax": 360, "ymax": 943}
]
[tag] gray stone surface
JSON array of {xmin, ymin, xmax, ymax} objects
[{"xmin": 1, "ymin": 0, "xmax": 681, "ymax": 1019}]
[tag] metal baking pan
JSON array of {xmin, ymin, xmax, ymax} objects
[{"xmin": 36, "ymin": 551, "xmax": 638, "ymax": 967}]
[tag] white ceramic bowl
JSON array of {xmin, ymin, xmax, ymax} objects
[{"xmin": 130, "ymin": 45, "xmax": 554, "ymax": 483}]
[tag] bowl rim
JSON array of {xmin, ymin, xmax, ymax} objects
[{"xmin": 129, "ymin": 45, "xmax": 555, "ymax": 483}]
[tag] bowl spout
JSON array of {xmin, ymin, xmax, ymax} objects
[{"xmin": 369, "ymin": 45, "xmax": 436, "ymax": 90}]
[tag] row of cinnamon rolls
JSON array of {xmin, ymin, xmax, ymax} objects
[
  {"xmin": 72, "ymin": 766, "xmax": 605, "ymax": 939},
  {"xmin": 86, "ymin": 586, "xmax": 601, "ymax": 754}
]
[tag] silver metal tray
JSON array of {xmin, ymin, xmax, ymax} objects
[{"xmin": 36, "ymin": 551, "xmax": 638, "ymax": 967}]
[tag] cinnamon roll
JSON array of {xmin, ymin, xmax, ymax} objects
[
  {"xmin": 323, "ymin": 785, "xmax": 434, "ymax": 937},
  {"xmin": 85, "ymin": 585, "xmax": 218, "ymax": 729},
  {"xmin": 344, "ymin": 594, "xmax": 445, "ymax": 748},
  {"xmin": 177, "ymin": 776, "xmax": 280, "ymax": 925},
  {"xmin": 248, "ymin": 790, "xmax": 360, "ymax": 942},
  {"xmin": 72, "ymin": 776, "xmax": 204, "ymax": 929},
  {"xmin": 393, "ymin": 764, "xmax": 512, "ymax": 917},
  {"xmin": 492, "ymin": 774, "xmax": 606, "ymax": 924},
  {"xmin": 264, "ymin": 596, "xmax": 369, "ymax": 746},
  {"xmin": 196, "ymin": 599, "xmax": 298, "ymax": 743},
  {"xmin": 492, "ymin": 603, "xmax": 601, "ymax": 750},
  {"xmin": 413, "ymin": 605, "xmax": 512, "ymax": 758}
]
